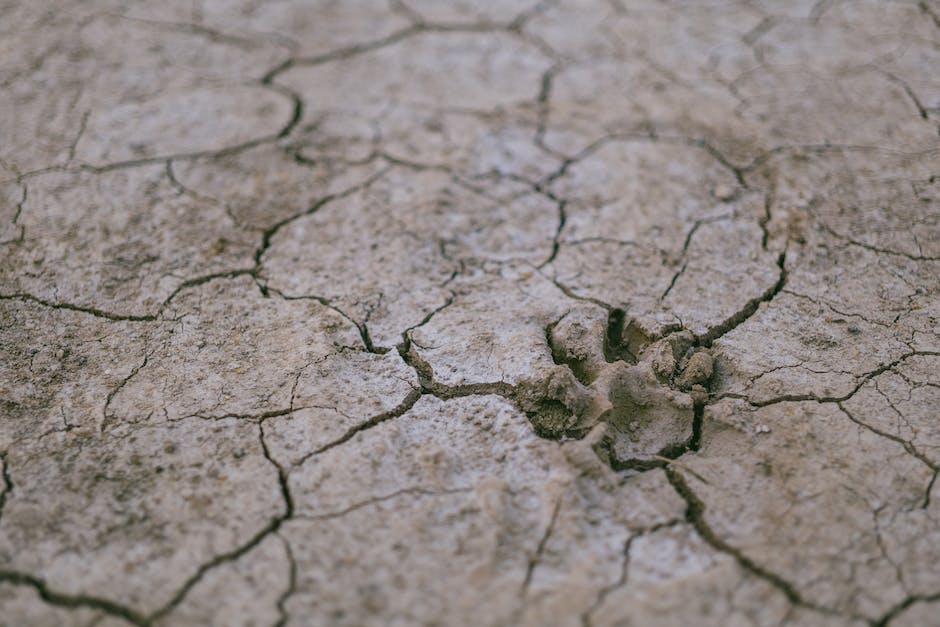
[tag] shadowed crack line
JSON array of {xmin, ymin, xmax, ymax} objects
[
  {"xmin": 918, "ymin": 1, "xmax": 940, "ymax": 32},
  {"xmin": 0, "ymin": 451, "xmax": 12, "ymax": 524},
  {"xmin": 521, "ymin": 496, "xmax": 562, "ymax": 596},
  {"xmin": 538, "ymin": 198, "xmax": 567, "ymax": 268},
  {"xmin": 696, "ymin": 249, "xmax": 787, "ymax": 347},
  {"xmin": 181, "ymin": 407, "xmax": 296, "ymax": 423},
  {"xmin": 758, "ymin": 177, "xmax": 775, "ymax": 251},
  {"xmin": 260, "ymin": 26, "xmax": 421, "ymax": 83},
  {"xmin": 663, "ymin": 467, "xmax": 839, "ymax": 618},
  {"xmin": 291, "ymin": 350, "xmax": 524, "ymax": 469},
  {"xmin": 783, "ymin": 289, "xmax": 889, "ymax": 329},
  {"xmin": 273, "ymin": 534, "xmax": 297, "ymax": 627},
  {"xmin": 541, "ymin": 132, "xmax": 752, "ymax": 191},
  {"xmin": 295, "ymin": 486, "xmax": 471, "ymax": 522},
  {"xmin": 146, "ymin": 421, "xmax": 294, "ymax": 623},
  {"xmin": 923, "ymin": 470, "xmax": 939, "ymax": 510},
  {"xmin": 403, "ymin": 291, "xmax": 457, "ymax": 337},
  {"xmin": 65, "ymin": 110, "xmax": 90, "ymax": 165},
  {"xmin": 101, "ymin": 350, "xmax": 156, "ymax": 432},
  {"xmin": 293, "ymin": 389, "xmax": 423, "ymax": 467},
  {"xmin": 0, "ymin": 293, "xmax": 156, "ymax": 322},
  {"xmin": 261, "ymin": 14, "xmax": 548, "ymax": 85},
  {"xmin": 98, "ymin": 11, "xmax": 285, "ymax": 50},
  {"xmin": 268, "ymin": 287, "xmax": 391, "ymax": 355},
  {"xmin": 581, "ymin": 519, "xmax": 684, "ymax": 627},
  {"xmin": 873, "ymin": 67, "xmax": 930, "ymax": 121},
  {"xmin": 253, "ymin": 167, "xmax": 390, "ymax": 270},
  {"xmin": 0, "ymin": 571, "xmax": 146, "ymax": 626},
  {"xmin": 541, "ymin": 272, "xmax": 616, "ymax": 311},
  {"xmin": 534, "ymin": 63, "xmax": 562, "ymax": 153},
  {"xmin": 164, "ymin": 159, "xmax": 221, "ymax": 207},
  {"xmin": 268, "ymin": 83, "xmax": 305, "ymax": 139},
  {"xmin": 160, "ymin": 269, "xmax": 257, "ymax": 309},
  {"xmin": 822, "ymin": 224, "xmax": 940, "ymax": 262},
  {"xmin": 874, "ymin": 589, "xmax": 940, "ymax": 627},
  {"xmin": 13, "ymin": 78, "xmax": 300, "ymax": 182},
  {"xmin": 837, "ymin": 402, "xmax": 938, "ymax": 509},
  {"xmin": 1, "ymin": 179, "xmax": 27, "ymax": 244},
  {"xmin": 396, "ymin": 338, "xmax": 517, "ymax": 402},
  {"xmin": 718, "ymin": 351, "xmax": 940, "ymax": 408},
  {"xmin": 659, "ymin": 261, "xmax": 687, "ymax": 301},
  {"xmin": 80, "ymin": 115, "xmax": 296, "ymax": 175},
  {"xmin": 263, "ymin": 295, "xmax": 463, "ymax": 468}
]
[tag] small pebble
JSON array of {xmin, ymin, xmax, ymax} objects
[{"xmin": 713, "ymin": 184, "xmax": 736, "ymax": 202}]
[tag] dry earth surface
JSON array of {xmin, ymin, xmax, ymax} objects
[{"xmin": 2, "ymin": 0, "xmax": 940, "ymax": 625}]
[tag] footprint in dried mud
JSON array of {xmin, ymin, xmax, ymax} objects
[{"xmin": 518, "ymin": 306, "xmax": 714, "ymax": 471}]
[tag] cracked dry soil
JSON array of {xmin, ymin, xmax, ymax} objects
[{"xmin": 1, "ymin": 1, "xmax": 940, "ymax": 625}]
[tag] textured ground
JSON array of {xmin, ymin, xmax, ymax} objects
[{"xmin": 2, "ymin": 1, "xmax": 940, "ymax": 625}]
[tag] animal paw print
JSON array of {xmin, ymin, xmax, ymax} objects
[{"xmin": 517, "ymin": 306, "xmax": 714, "ymax": 471}]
